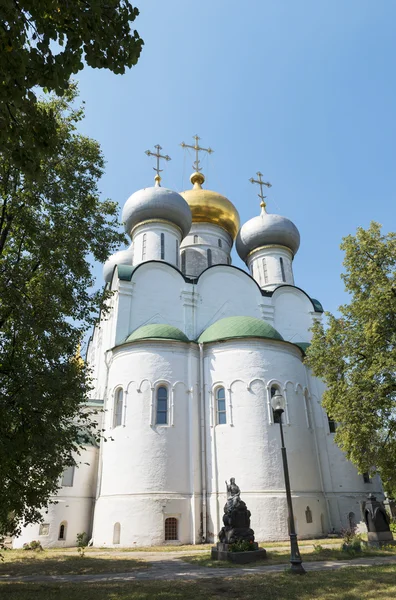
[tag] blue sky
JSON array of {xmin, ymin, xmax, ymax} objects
[{"xmin": 76, "ymin": 0, "xmax": 396, "ymax": 316}]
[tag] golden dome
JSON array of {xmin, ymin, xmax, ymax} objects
[{"xmin": 180, "ymin": 172, "xmax": 240, "ymax": 240}]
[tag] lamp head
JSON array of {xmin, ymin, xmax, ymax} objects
[{"xmin": 271, "ymin": 392, "xmax": 285, "ymax": 416}]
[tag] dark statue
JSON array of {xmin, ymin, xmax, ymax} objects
[
  {"xmin": 211, "ymin": 478, "xmax": 266, "ymax": 562},
  {"xmin": 364, "ymin": 493, "xmax": 394, "ymax": 546}
]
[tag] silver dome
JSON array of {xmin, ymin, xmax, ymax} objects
[
  {"xmin": 122, "ymin": 185, "xmax": 192, "ymax": 239},
  {"xmin": 103, "ymin": 248, "xmax": 133, "ymax": 283},
  {"xmin": 236, "ymin": 209, "xmax": 300, "ymax": 262}
]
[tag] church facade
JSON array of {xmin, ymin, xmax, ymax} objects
[{"xmin": 14, "ymin": 147, "xmax": 383, "ymax": 548}]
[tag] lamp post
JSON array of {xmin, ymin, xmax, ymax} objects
[{"xmin": 271, "ymin": 392, "xmax": 306, "ymax": 575}]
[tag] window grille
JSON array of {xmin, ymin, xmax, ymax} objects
[
  {"xmin": 156, "ymin": 386, "xmax": 168, "ymax": 425},
  {"xmin": 165, "ymin": 517, "xmax": 178, "ymax": 541},
  {"xmin": 216, "ymin": 387, "xmax": 226, "ymax": 425}
]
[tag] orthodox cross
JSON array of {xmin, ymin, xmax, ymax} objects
[
  {"xmin": 145, "ymin": 144, "xmax": 171, "ymax": 184},
  {"xmin": 180, "ymin": 135, "xmax": 214, "ymax": 173},
  {"xmin": 249, "ymin": 171, "xmax": 272, "ymax": 208}
]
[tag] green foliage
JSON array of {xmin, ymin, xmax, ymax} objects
[
  {"xmin": 229, "ymin": 539, "xmax": 255, "ymax": 552},
  {"xmin": 23, "ymin": 540, "xmax": 43, "ymax": 551},
  {"xmin": 306, "ymin": 223, "xmax": 396, "ymax": 492},
  {"xmin": 390, "ymin": 519, "xmax": 396, "ymax": 534},
  {"xmin": 0, "ymin": 89, "xmax": 126, "ymax": 538},
  {"xmin": 76, "ymin": 532, "xmax": 88, "ymax": 558},
  {"xmin": 0, "ymin": 1, "xmax": 143, "ymax": 174}
]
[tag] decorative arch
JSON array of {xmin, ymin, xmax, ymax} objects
[
  {"xmin": 137, "ymin": 378, "xmax": 152, "ymax": 393},
  {"xmin": 247, "ymin": 377, "xmax": 266, "ymax": 391}
]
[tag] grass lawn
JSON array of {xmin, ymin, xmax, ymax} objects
[
  {"xmin": 182, "ymin": 544, "xmax": 396, "ymax": 568},
  {"xmin": 0, "ymin": 549, "xmax": 147, "ymax": 577},
  {"xmin": 0, "ymin": 565, "xmax": 396, "ymax": 599}
]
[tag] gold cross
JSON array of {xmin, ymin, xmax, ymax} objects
[
  {"xmin": 249, "ymin": 172, "xmax": 272, "ymax": 208},
  {"xmin": 180, "ymin": 135, "xmax": 214, "ymax": 173},
  {"xmin": 145, "ymin": 144, "xmax": 171, "ymax": 185}
]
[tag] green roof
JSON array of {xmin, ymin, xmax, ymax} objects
[
  {"xmin": 294, "ymin": 341, "xmax": 311, "ymax": 353},
  {"xmin": 197, "ymin": 316, "xmax": 283, "ymax": 344},
  {"xmin": 125, "ymin": 323, "xmax": 190, "ymax": 343},
  {"xmin": 311, "ymin": 298, "xmax": 324, "ymax": 313}
]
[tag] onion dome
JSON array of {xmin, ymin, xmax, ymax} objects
[
  {"xmin": 103, "ymin": 248, "xmax": 133, "ymax": 283},
  {"xmin": 236, "ymin": 204, "xmax": 300, "ymax": 263},
  {"xmin": 122, "ymin": 178, "xmax": 192, "ymax": 239},
  {"xmin": 124, "ymin": 323, "xmax": 190, "ymax": 343},
  {"xmin": 181, "ymin": 172, "xmax": 240, "ymax": 240},
  {"xmin": 198, "ymin": 315, "xmax": 283, "ymax": 344}
]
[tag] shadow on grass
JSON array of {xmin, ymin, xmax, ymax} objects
[
  {"xmin": 0, "ymin": 554, "xmax": 147, "ymax": 577},
  {"xmin": 1, "ymin": 565, "xmax": 396, "ymax": 600}
]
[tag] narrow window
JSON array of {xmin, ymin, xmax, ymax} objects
[
  {"xmin": 305, "ymin": 506, "xmax": 313, "ymax": 524},
  {"xmin": 114, "ymin": 388, "xmax": 123, "ymax": 428},
  {"xmin": 39, "ymin": 523, "xmax": 50, "ymax": 536},
  {"xmin": 160, "ymin": 233, "xmax": 165, "ymax": 260},
  {"xmin": 363, "ymin": 472, "xmax": 371, "ymax": 483},
  {"xmin": 227, "ymin": 256, "xmax": 231, "ymax": 265},
  {"xmin": 175, "ymin": 240, "xmax": 179, "ymax": 267},
  {"xmin": 193, "ymin": 234, "xmax": 198, "ymax": 243},
  {"xmin": 216, "ymin": 387, "xmax": 226, "ymax": 425},
  {"xmin": 181, "ymin": 251, "xmax": 186, "ymax": 275},
  {"xmin": 327, "ymin": 414, "xmax": 337, "ymax": 433},
  {"xmin": 142, "ymin": 234, "xmax": 147, "ymax": 260},
  {"xmin": 165, "ymin": 517, "xmax": 178, "ymax": 541},
  {"xmin": 156, "ymin": 386, "xmax": 168, "ymax": 425},
  {"xmin": 280, "ymin": 257, "xmax": 286, "ymax": 282},
  {"xmin": 207, "ymin": 249, "xmax": 212, "ymax": 267},
  {"xmin": 58, "ymin": 522, "xmax": 67, "ymax": 540},
  {"xmin": 218, "ymin": 239, "xmax": 222, "ymax": 248},
  {"xmin": 271, "ymin": 385, "xmax": 283, "ymax": 423},
  {"xmin": 113, "ymin": 522, "xmax": 121, "ymax": 544},
  {"xmin": 262, "ymin": 258, "xmax": 268, "ymax": 283},
  {"xmin": 61, "ymin": 465, "xmax": 75, "ymax": 487}
]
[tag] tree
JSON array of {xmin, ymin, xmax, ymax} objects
[
  {"xmin": 0, "ymin": 88, "xmax": 126, "ymax": 537},
  {"xmin": 0, "ymin": 1, "xmax": 143, "ymax": 173},
  {"xmin": 306, "ymin": 222, "xmax": 396, "ymax": 495}
]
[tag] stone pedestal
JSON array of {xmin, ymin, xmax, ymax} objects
[{"xmin": 211, "ymin": 542, "xmax": 266, "ymax": 564}]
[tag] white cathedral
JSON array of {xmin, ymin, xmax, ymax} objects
[{"xmin": 14, "ymin": 141, "xmax": 383, "ymax": 548}]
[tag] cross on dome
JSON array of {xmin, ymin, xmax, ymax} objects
[
  {"xmin": 249, "ymin": 171, "xmax": 272, "ymax": 210},
  {"xmin": 145, "ymin": 144, "xmax": 171, "ymax": 186},
  {"xmin": 180, "ymin": 135, "xmax": 214, "ymax": 174}
]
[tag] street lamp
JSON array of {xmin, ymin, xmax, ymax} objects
[{"xmin": 271, "ymin": 392, "xmax": 306, "ymax": 575}]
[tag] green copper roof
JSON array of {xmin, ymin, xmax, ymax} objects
[
  {"xmin": 294, "ymin": 341, "xmax": 311, "ymax": 353},
  {"xmin": 117, "ymin": 265, "xmax": 135, "ymax": 281},
  {"xmin": 197, "ymin": 316, "xmax": 283, "ymax": 344},
  {"xmin": 125, "ymin": 323, "xmax": 190, "ymax": 343},
  {"xmin": 311, "ymin": 298, "xmax": 324, "ymax": 313}
]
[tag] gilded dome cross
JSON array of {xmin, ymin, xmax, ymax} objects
[
  {"xmin": 250, "ymin": 172, "xmax": 272, "ymax": 209},
  {"xmin": 180, "ymin": 135, "xmax": 214, "ymax": 173},
  {"xmin": 145, "ymin": 144, "xmax": 171, "ymax": 185}
]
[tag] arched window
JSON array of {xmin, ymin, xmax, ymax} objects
[
  {"xmin": 113, "ymin": 388, "xmax": 123, "ymax": 428},
  {"xmin": 216, "ymin": 387, "xmax": 226, "ymax": 425},
  {"xmin": 279, "ymin": 257, "xmax": 286, "ymax": 282},
  {"xmin": 142, "ymin": 233, "xmax": 147, "ymax": 260},
  {"xmin": 61, "ymin": 465, "xmax": 75, "ymax": 487},
  {"xmin": 193, "ymin": 234, "xmax": 198, "ymax": 243},
  {"xmin": 156, "ymin": 386, "xmax": 168, "ymax": 425},
  {"xmin": 175, "ymin": 240, "xmax": 179, "ymax": 267},
  {"xmin": 305, "ymin": 506, "xmax": 313, "ymax": 523},
  {"xmin": 181, "ymin": 251, "xmax": 186, "ymax": 274},
  {"xmin": 262, "ymin": 258, "xmax": 268, "ymax": 283},
  {"xmin": 165, "ymin": 517, "xmax": 178, "ymax": 541},
  {"xmin": 160, "ymin": 233, "xmax": 165, "ymax": 259},
  {"xmin": 218, "ymin": 239, "xmax": 222, "ymax": 248},
  {"xmin": 113, "ymin": 522, "xmax": 121, "ymax": 544},
  {"xmin": 207, "ymin": 249, "xmax": 212, "ymax": 267},
  {"xmin": 58, "ymin": 521, "xmax": 67, "ymax": 540}
]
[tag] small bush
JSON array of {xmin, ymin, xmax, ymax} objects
[
  {"xmin": 23, "ymin": 540, "xmax": 43, "ymax": 551},
  {"xmin": 76, "ymin": 532, "xmax": 88, "ymax": 558},
  {"xmin": 313, "ymin": 544, "xmax": 324, "ymax": 553},
  {"xmin": 390, "ymin": 518, "xmax": 396, "ymax": 534},
  {"xmin": 229, "ymin": 539, "xmax": 255, "ymax": 552}
]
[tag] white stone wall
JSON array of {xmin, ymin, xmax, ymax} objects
[
  {"xmin": 132, "ymin": 221, "xmax": 182, "ymax": 268},
  {"xmin": 247, "ymin": 246, "xmax": 294, "ymax": 290}
]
